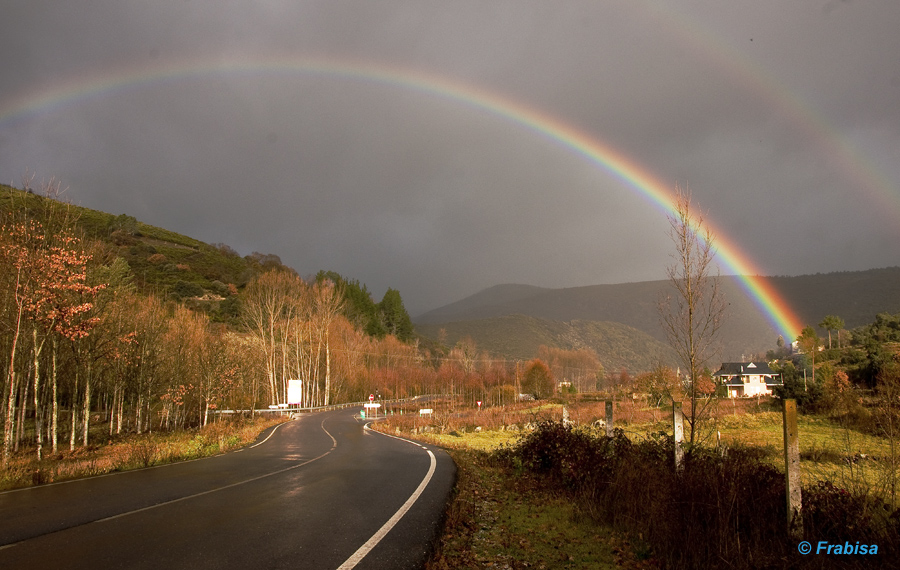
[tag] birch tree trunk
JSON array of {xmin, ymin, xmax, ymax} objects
[
  {"xmin": 51, "ymin": 336, "xmax": 58, "ymax": 454},
  {"xmin": 3, "ymin": 370, "xmax": 19, "ymax": 466},
  {"xmin": 324, "ymin": 329, "xmax": 331, "ymax": 407},
  {"xmin": 70, "ymin": 368, "xmax": 78, "ymax": 451},
  {"xmin": 136, "ymin": 392, "xmax": 143, "ymax": 434},
  {"xmin": 82, "ymin": 361, "xmax": 91, "ymax": 447},
  {"xmin": 2, "ymin": 288, "xmax": 25, "ymax": 466},
  {"xmin": 32, "ymin": 327, "xmax": 44, "ymax": 460}
]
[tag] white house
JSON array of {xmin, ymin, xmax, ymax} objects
[{"xmin": 713, "ymin": 362, "xmax": 782, "ymax": 398}]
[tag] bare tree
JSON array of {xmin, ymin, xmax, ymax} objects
[
  {"xmin": 312, "ymin": 279, "xmax": 344, "ymax": 407},
  {"xmin": 242, "ymin": 270, "xmax": 299, "ymax": 405},
  {"xmin": 659, "ymin": 185, "xmax": 726, "ymax": 445}
]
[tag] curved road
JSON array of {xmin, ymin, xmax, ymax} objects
[{"xmin": 0, "ymin": 409, "xmax": 456, "ymax": 569}]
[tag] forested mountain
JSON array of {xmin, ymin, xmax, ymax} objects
[
  {"xmin": 415, "ymin": 268, "xmax": 900, "ymax": 368},
  {"xmin": 415, "ymin": 314, "xmax": 676, "ymax": 373}
]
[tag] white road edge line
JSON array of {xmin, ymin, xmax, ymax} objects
[
  {"xmin": 94, "ymin": 419, "xmax": 338, "ymax": 524},
  {"xmin": 0, "ymin": 419, "xmax": 338, "ymax": 552},
  {"xmin": 337, "ymin": 430, "xmax": 437, "ymax": 570},
  {"xmin": 249, "ymin": 422, "xmax": 286, "ymax": 448},
  {"xmin": 0, "ymin": 420, "xmax": 292, "ymax": 496}
]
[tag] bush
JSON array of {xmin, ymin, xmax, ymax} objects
[
  {"xmin": 498, "ymin": 420, "xmax": 899, "ymax": 569},
  {"xmin": 502, "ymin": 420, "xmax": 630, "ymax": 492},
  {"xmin": 804, "ymin": 480, "xmax": 900, "ymax": 551},
  {"xmin": 172, "ymin": 280, "xmax": 204, "ymax": 299}
]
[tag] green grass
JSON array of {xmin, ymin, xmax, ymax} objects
[
  {"xmin": 137, "ymin": 222, "xmax": 206, "ymax": 249},
  {"xmin": 408, "ymin": 407, "xmax": 898, "ymax": 568},
  {"xmin": 420, "ymin": 430, "xmax": 520, "ymax": 452},
  {"xmin": 429, "ymin": 449, "xmax": 654, "ymax": 569},
  {"xmin": 396, "ymin": 400, "xmax": 900, "ymax": 508}
]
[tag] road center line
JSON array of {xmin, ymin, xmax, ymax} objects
[
  {"xmin": 95, "ymin": 419, "xmax": 338, "ymax": 523},
  {"xmin": 336, "ymin": 429, "xmax": 437, "ymax": 570},
  {"xmin": 0, "ymin": 418, "xmax": 338, "ymax": 551}
]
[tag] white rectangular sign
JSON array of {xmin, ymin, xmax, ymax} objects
[
  {"xmin": 419, "ymin": 409, "xmax": 433, "ymax": 415},
  {"xmin": 364, "ymin": 403, "xmax": 381, "ymax": 409},
  {"xmin": 287, "ymin": 379, "xmax": 303, "ymax": 405}
]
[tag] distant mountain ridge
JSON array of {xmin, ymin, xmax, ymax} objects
[
  {"xmin": 415, "ymin": 314, "xmax": 676, "ymax": 373},
  {"xmin": 418, "ymin": 284, "xmax": 551, "ymax": 323},
  {"xmin": 414, "ymin": 268, "xmax": 900, "ymax": 371}
]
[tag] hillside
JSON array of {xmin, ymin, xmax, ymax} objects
[
  {"xmin": 417, "ymin": 279, "xmax": 780, "ymax": 362},
  {"xmin": 767, "ymin": 267, "xmax": 900, "ymax": 330},
  {"xmin": 415, "ymin": 314, "xmax": 676, "ymax": 373},
  {"xmin": 0, "ymin": 184, "xmax": 291, "ymax": 322},
  {"xmin": 415, "ymin": 268, "xmax": 900, "ymax": 370}
]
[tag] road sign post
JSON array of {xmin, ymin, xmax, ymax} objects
[{"xmin": 364, "ymin": 402, "xmax": 381, "ymax": 419}]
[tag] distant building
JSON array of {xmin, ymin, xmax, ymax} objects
[{"xmin": 713, "ymin": 362, "xmax": 782, "ymax": 398}]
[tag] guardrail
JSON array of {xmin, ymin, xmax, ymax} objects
[{"xmin": 211, "ymin": 394, "xmax": 447, "ymax": 416}]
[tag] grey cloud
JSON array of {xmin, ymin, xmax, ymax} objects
[{"xmin": 2, "ymin": 0, "xmax": 899, "ymax": 314}]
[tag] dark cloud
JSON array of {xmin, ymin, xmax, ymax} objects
[{"xmin": 2, "ymin": 1, "xmax": 899, "ymax": 315}]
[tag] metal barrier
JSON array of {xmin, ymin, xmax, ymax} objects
[{"xmin": 210, "ymin": 394, "xmax": 447, "ymax": 416}]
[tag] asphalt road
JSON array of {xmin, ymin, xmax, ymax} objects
[{"xmin": 0, "ymin": 409, "xmax": 456, "ymax": 569}]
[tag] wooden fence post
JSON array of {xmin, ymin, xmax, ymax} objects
[
  {"xmin": 673, "ymin": 401, "xmax": 684, "ymax": 471},
  {"xmin": 605, "ymin": 400, "xmax": 614, "ymax": 437},
  {"xmin": 783, "ymin": 399, "xmax": 802, "ymax": 536}
]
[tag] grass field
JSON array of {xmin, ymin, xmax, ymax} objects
[
  {"xmin": 377, "ymin": 396, "xmax": 899, "ymax": 568},
  {"xmin": 427, "ymin": 448, "xmax": 656, "ymax": 569},
  {"xmin": 380, "ymin": 396, "xmax": 900, "ymax": 507}
]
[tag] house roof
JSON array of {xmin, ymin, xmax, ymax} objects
[{"xmin": 713, "ymin": 362, "xmax": 777, "ymax": 377}]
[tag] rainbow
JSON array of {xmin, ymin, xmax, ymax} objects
[
  {"xmin": 639, "ymin": 3, "xmax": 900, "ymax": 226},
  {"xmin": 0, "ymin": 55, "xmax": 805, "ymax": 339}
]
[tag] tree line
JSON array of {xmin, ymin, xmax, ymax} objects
[{"xmin": 1, "ymin": 184, "xmax": 606, "ymax": 466}]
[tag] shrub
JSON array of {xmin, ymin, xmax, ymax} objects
[
  {"xmin": 504, "ymin": 420, "xmax": 629, "ymax": 493},
  {"xmin": 498, "ymin": 420, "xmax": 899, "ymax": 569},
  {"xmin": 173, "ymin": 280, "xmax": 204, "ymax": 299},
  {"xmin": 209, "ymin": 280, "xmax": 228, "ymax": 295},
  {"xmin": 803, "ymin": 480, "xmax": 900, "ymax": 551}
]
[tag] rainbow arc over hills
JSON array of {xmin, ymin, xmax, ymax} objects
[{"xmin": 0, "ymin": 55, "xmax": 805, "ymax": 340}]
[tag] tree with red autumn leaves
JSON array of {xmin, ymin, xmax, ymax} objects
[{"xmin": 1, "ymin": 188, "xmax": 103, "ymax": 462}]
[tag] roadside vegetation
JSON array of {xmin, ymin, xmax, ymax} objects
[
  {"xmin": 1, "ymin": 415, "xmax": 286, "ymax": 491},
  {"xmin": 377, "ymin": 395, "xmax": 900, "ymax": 569},
  {"xmin": 0, "ymin": 183, "xmax": 427, "ymax": 478},
  {"xmin": 429, "ymin": 447, "xmax": 655, "ymax": 570}
]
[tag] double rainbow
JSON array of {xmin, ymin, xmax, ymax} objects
[{"xmin": 0, "ymin": 55, "xmax": 805, "ymax": 340}]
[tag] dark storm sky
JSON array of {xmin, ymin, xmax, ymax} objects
[{"xmin": 2, "ymin": 1, "xmax": 899, "ymax": 314}]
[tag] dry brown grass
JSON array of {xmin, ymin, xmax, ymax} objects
[{"xmin": 1, "ymin": 416, "xmax": 287, "ymax": 491}]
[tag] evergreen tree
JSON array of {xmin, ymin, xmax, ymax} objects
[
  {"xmin": 819, "ymin": 315, "xmax": 844, "ymax": 349},
  {"xmin": 315, "ymin": 270, "xmax": 386, "ymax": 337},
  {"xmin": 378, "ymin": 288, "xmax": 414, "ymax": 342}
]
